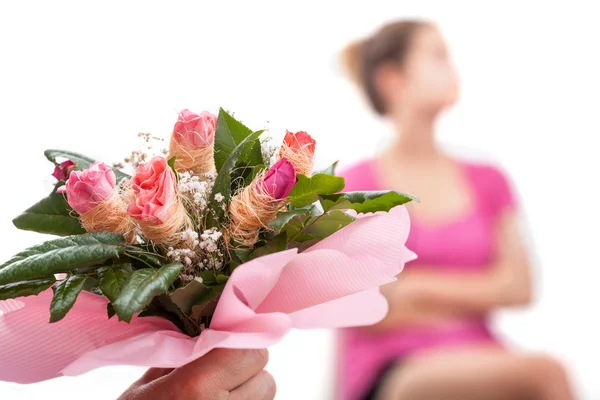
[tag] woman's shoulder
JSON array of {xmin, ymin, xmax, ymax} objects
[
  {"xmin": 457, "ymin": 159, "xmax": 508, "ymax": 183},
  {"xmin": 336, "ymin": 159, "xmax": 373, "ymax": 178},
  {"xmin": 336, "ymin": 159, "xmax": 379, "ymax": 192},
  {"xmin": 459, "ymin": 158, "xmax": 512, "ymax": 188},
  {"xmin": 459, "ymin": 158, "xmax": 517, "ymax": 212}
]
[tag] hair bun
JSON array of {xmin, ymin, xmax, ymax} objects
[{"xmin": 340, "ymin": 39, "xmax": 366, "ymax": 85}]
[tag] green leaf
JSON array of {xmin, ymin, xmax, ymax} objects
[
  {"xmin": 282, "ymin": 214, "xmax": 315, "ymax": 243},
  {"xmin": 107, "ymin": 303, "xmax": 116, "ymax": 319},
  {"xmin": 269, "ymin": 204, "xmax": 322, "ymax": 232},
  {"xmin": 45, "ymin": 149, "xmax": 129, "ymax": 181},
  {"xmin": 281, "ymin": 206, "xmax": 354, "ymax": 244},
  {"xmin": 230, "ymin": 163, "xmax": 266, "ymax": 194},
  {"xmin": 167, "ymin": 156, "xmax": 178, "ymax": 177},
  {"xmin": 112, "ymin": 263, "xmax": 182, "ymax": 323},
  {"xmin": 319, "ymin": 191, "xmax": 417, "ymax": 213},
  {"xmin": 0, "ymin": 232, "xmax": 126, "ymax": 285},
  {"xmin": 268, "ymin": 209, "xmax": 312, "ymax": 231},
  {"xmin": 53, "ymin": 181, "xmax": 66, "ymax": 192},
  {"xmin": 249, "ymin": 231, "xmax": 288, "ymax": 260},
  {"xmin": 170, "ymin": 278, "xmax": 210, "ymax": 314},
  {"xmin": 98, "ymin": 266, "xmax": 130, "ymax": 302},
  {"xmin": 288, "ymin": 173, "xmax": 346, "ymax": 207},
  {"xmin": 139, "ymin": 294, "xmax": 198, "ymax": 337},
  {"xmin": 216, "ymin": 274, "xmax": 229, "ymax": 284},
  {"xmin": 248, "ymin": 164, "xmax": 266, "ymax": 181},
  {"xmin": 197, "ymin": 270, "xmax": 218, "ymax": 285},
  {"xmin": 191, "ymin": 285, "xmax": 222, "ymax": 313},
  {"xmin": 190, "ymin": 285, "xmax": 223, "ymax": 320},
  {"xmin": 83, "ymin": 276, "xmax": 99, "ymax": 293},
  {"xmin": 0, "ymin": 278, "xmax": 56, "ymax": 300},
  {"xmin": 12, "ymin": 192, "xmax": 86, "ymax": 236},
  {"xmin": 315, "ymin": 161, "xmax": 338, "ymax": 176},
  {"xmin": 288, "ymin": 238, "xmax": 319, "ymax": 252},
  {"xmin": 207, "ymin": 130, "xmax": 263, "ymax": 226},
  {"xmin": 232, "ymin": 249, "xmax": 252, "ymax": 264},
  {"xmin": 50, "ymin": 275, "xmax": 89, "ymax": 322},
  {"xmin": 125, "ymin": 246, "xmax": 166, "ymax": 268},
  {"xmin": 168, "ymin": 276, "xmax": 224, "ymax": 324},
  {"xmin": 304, "ymin": 210, "xmax": 355, "ymax": 239},
  {"xmin": 214, "ymin": 109, "xmax": 264, "ymax": 173}
]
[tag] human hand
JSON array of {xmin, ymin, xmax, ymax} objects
[{"xmin": 118, "ymin": 348, "xmax": 276, "ymax": 400}]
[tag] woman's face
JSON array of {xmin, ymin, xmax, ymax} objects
[{"xmin": 384, "ymin": 25, "xmax": 460, "ymax": 115}]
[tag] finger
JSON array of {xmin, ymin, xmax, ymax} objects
[
  {"xmin": 139, "ymin": 368, "xmax": 174, "ymax": 384},
  {"xmin": 118, "ymin": 368, "xmax": 175, "ymax": 400},
  {"xmin": 229, "ymin": 370, "xmax": 276, "ymax": 400},
  {"xmin": 129, "ymin": 367, "xmax": 174, "ymax": 388},
  {"xmin": 173, "ymin": 348, "xmax": 269, "ymax": 391}
]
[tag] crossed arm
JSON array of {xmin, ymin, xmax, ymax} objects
[{"xmin": 369, "ymin": 210, "xmax": 533, "ymax": 332}]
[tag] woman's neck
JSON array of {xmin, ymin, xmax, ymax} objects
[{"xmin": 386, "ymin": 112, "xmax": 441, "ymax": 162}]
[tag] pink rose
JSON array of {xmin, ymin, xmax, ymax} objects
[
  {"xmin": 63, "ymin": 162, "xmax": 116, "ymax": 214},
  {"xmin": 128, "ymin": 156, "xmax": 178, "ymax": 224},
  {"xmin": 172, "ymin": 109, "xmax": 217, "ymax": 148},
  {"xmin": 52, "ymin": 160, "xmax": 76, "ymax": 182},
  {"xmin": 259, "ymin": 159, "xmax": 297, "ymax": 199}
]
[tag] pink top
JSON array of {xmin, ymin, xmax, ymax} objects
[{"xmin": 336, "ymin": 159, "xmax": 517, "ymax": 400}]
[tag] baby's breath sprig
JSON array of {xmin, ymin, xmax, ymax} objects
[
  {"xmin": 113, "ymin": 132, "xmax": 168, "ymax": 172},
  {"xmin": 260, "ymin": 133, "xmax": 280, "ymax": 169},
  {"xmin": 178, "ymin": 172, "xmax": 213, "ymax": 213},
  {"xmin": 169, "ymin": 227, "xmax": 226, "ymax": 284}
]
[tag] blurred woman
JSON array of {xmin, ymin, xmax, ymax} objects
[{"xmin": 336, "ymin": 20, "xmax": 575, "ymax": 400}]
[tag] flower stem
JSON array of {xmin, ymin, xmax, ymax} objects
[{"xmin": 124, "ymin": 252, "xmax": 156, "ymax": 269}]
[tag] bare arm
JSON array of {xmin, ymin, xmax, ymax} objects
[{"xmin": 368, "ymin": 210, "xmax": 533, "ymax": 332}]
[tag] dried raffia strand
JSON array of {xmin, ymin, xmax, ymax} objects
[
  {"xmin": 279, "ymin": 142, "xmax": 313, "ymax": 176},
  {"xmin": 136, "ymin": 195, "xmax": 194, "ymax": 247},
  {"xmin": 227, "ymin": 177, "xmax": 284, "ymax": 247},
  {"xmin": 78, "ymin": 193, "xmax": 137, "ymax": 244},
  {"xmin": 222, "ymin": 228, "xmax": 231, "ymax": 249},
  {"xmin": 168, "ymin": 140, "xmax": 215, "ymax": 177}
]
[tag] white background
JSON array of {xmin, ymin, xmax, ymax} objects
[{"xmin": 1, "ymin": 1, "xmax": 599, "ymax": 398}]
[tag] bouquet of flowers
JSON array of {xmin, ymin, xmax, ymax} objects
[{"xmin": 0, "ymin": 109, "xmax": 416, "ymax": 383}]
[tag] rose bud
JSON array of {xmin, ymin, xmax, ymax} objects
[
  {"xmin": 128, "ymin": 156, "xmax": 190, "ymax": 244},
  {"xmin": 259, "ymin": 158, "xmax": 297, "ymax": 199},
  {"xmin": 52, "ymin": 160, "xmax": 76, "ymax": 182},
  {"xmin": 168, "ymin": 109, "xmax": 217, "ymax": 176},
  {"xmin": 62, "ymin": 162, "xmax": 135, "ymax": 242},
  {"xmin": 228, "ymin": 159, "xmax": 297, "ymax": 246},
  {"xmin": 279, "ymin": 130, "xmax": 316, "ymax": 176}
]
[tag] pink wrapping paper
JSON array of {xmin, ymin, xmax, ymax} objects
[{"xmin": 0, "ymin": 206, "xmax": 415, "ymax": 384}]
